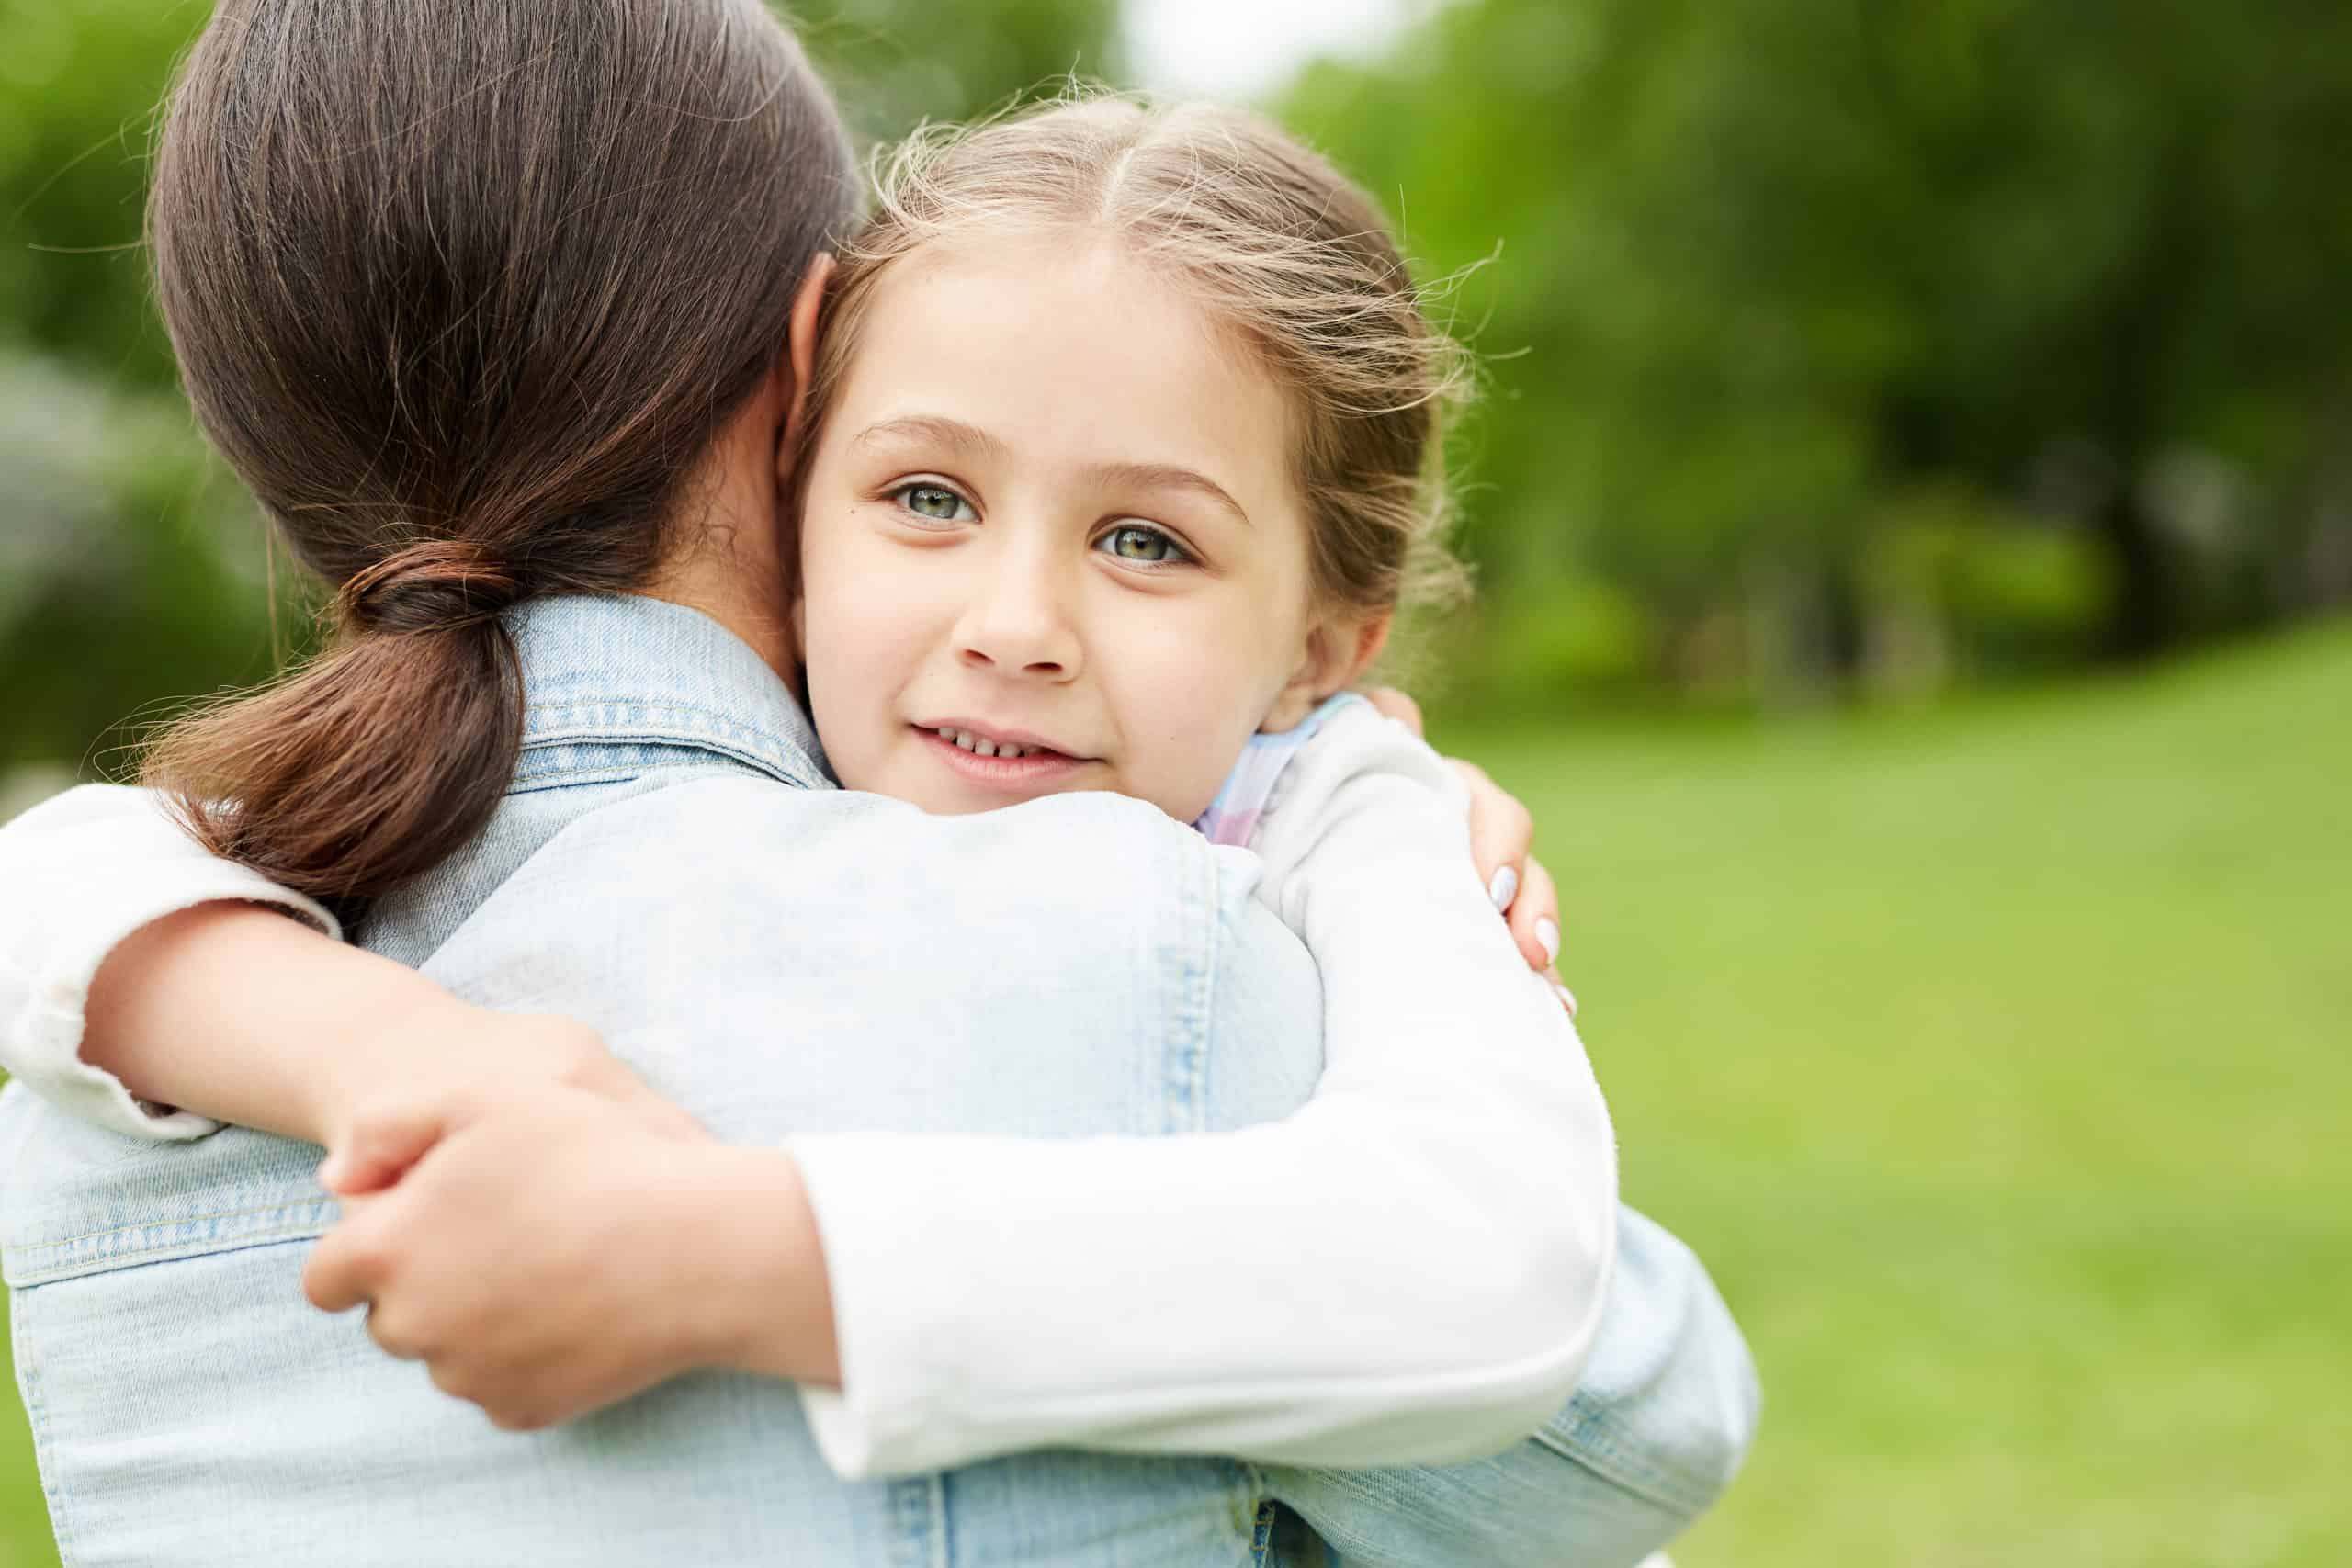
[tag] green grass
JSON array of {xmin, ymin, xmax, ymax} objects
[
  {"xmin": 0, "ymin": 1335, "xmax": 40, "ymax": 1568},
  {"xmin": 1446, "ymin": 619, "xmax": 2350, "ymax": 1568},
  {"xmin": 1, "ymin": 621, "xmax": 2344, "ymax": 1565}
]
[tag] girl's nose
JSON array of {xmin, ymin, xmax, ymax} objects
[{"xmin": 955, "ymin": 554, "xmax": 1080, "ymax": 680}]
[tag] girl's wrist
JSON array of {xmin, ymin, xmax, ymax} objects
[
  {"xmin": 306, "ymin": 993, "xmax": 580, "ymax": 1147},
  {"xmin": 678, "ymin": 1145, "xmax": 842, "ymax": 1387}
]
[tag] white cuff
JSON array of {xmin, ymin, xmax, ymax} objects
[
  {"xmin": 0, "ymin": 785, "xmax": 339, "ymax": 1142},
  {"xmin": 786, "ymin": 1131, "xmax": 967, "ymax": 1480}
]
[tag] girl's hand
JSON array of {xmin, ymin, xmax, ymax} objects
[
  {"xmin": 303, "ymin": 1089, "xmax": 833, "ymax": 1431},
  {"xmin": 1363, "ymin": 687, "xmax": 1577, "ymax": 1018},
  {"xmin": 316, "ymin": 1007, "xmax": 705, "ymax": 1196}
]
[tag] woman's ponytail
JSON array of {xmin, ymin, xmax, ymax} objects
[
  {"xmin": 145, "ymin": 541, "xmax": 525, "ymax": 915},
  {"xmin": 132, "ymin": 0, "xmax": 859, "ymax": 917}
]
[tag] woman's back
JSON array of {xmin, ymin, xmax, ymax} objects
[{"xmin": 0, "ymin": 594, "xmax": 1325, "ymax": 1565}]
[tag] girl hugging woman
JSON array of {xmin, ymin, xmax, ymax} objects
[{"xmin": 0, "ymin": 6, "xmax": 1754, "ymax": 1560}]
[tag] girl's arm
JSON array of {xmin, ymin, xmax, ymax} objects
[
  {"xmin": 773, "ymin": 705, "xmax": 1615, "ymax": 1474},
  {"xmin": 0, "ymin": 784, "xmax": 340, "ymax": 1142},
  {"xmin": 3, "ymin": 757, "xmax": 1560, "ymax": 1145},
  {"xmin": 0, "ymin": 758, "xmax": 1611, "ymax": 1476},
  {"xmin": 0, "ymin": 785, "xmax": 695, "ymax": 1163}
]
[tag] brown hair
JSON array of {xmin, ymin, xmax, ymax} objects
[
  {"xmin": 797, "ymin": 95, "xmax": 1471, "ymax": 633},
  {"xmin": 141, "ymin": 0, "xmax": 858, "ymax": 914}
]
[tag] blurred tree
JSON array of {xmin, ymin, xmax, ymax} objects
[
  {"xmin": 0, "ymin": 0, "xmax": 198, "ymax": 390},
  {"xmin": 1, "ymin": 4, "xmax": 272, "ymax": 771},
  {"xmin": 0, "ymin": 357, "xmax": 271, "ymax": 770},
  {"xmin": 1286, "ymin": 0, "xmax": 2352, "ymax": 701},
  {"xmin": 791, "ymin": 0, "xmax": 1120, "ymax": 137}
]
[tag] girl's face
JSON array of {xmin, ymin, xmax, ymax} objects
[{"xmin": 797, "ymin": 234, "xmax": 1353, "ymax": 821}]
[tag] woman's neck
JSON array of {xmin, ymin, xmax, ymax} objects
[
  {"xmin": 642, "ymin": 372, "xmax": 801, "ymax": 683},
  {"xmin": 648, "ymin": 552, "xmax": 797, "ymax": 686}
]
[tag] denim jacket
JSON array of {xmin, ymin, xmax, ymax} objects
[{"xmin": 0, "ymin": 595, "xmax": 1756, "ymax": 1566}]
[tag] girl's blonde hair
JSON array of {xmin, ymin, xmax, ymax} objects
[{"xmin": 801, "ymin": 93, "xmax": 1471, "ymax": 629}]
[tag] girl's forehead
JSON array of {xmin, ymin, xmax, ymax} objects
[
  {"xmin": 840, "ymin": 234, "xmax": 1292, "ymax": 479},
  {"xmin": 880, "ymin": 232, "xmax": 1211, "ymax": 344}
]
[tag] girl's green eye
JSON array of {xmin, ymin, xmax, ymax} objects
[
  {"xmin": 897, "ymin": 484, "xmax": 973, "ymax": 523},
  {"xmin": 1100, "ymin": 524, "xmax": 1186, "ymax": 565}
]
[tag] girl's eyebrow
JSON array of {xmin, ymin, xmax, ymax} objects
[
  {"xmin": 854, "ymin": 414, "xmax": 1008, "ymax": 461},
  {"xmin": 1081, "ymin": 461, "xmax": 1252, "ymax": 529}
]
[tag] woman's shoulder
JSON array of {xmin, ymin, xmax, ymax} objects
[
  {"xmin": 423, "ymin": 773, "xmax": 1317, "ymax": 1068},
  {"xmin": 469, "ymin": 773, "xmax": 1264, "ymax": 943},
  {"xmin": 537, "ymin": 772, "xmax": 1199, "ymax": 861}
]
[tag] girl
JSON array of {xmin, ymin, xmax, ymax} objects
[{"xmin": 0, "ymin": 13, "xmax": 1748, "ymax": 1558}]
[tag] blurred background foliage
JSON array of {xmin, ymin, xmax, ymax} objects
[
  {"xmin": 1285, "ymin": 0, "xmax": 2352, "ymax": 706},
  {"xmin": 0, "ymin": 5, "xmax": 2346, "ymax": 1566},
  {"xmin": 5, "ymin": 0, "xmax": 2348, "ymax": 773}
]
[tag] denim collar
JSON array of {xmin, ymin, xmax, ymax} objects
[{"xmin": 504, "ymin": 594, "xmax": 827, "ymax": 790}]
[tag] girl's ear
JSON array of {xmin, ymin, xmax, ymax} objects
[
  {"xmin": 1263, "ymin": 610, "xmax": 1395, "ymax": 732},
  {"xmin": 777, "ymin": 253, "xmax": 837, "ymax": 480}
]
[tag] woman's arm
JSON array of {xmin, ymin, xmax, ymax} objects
[{"xmin": 1262, "ymin": 1207, "xmax": 1760, "ymax": 1568}]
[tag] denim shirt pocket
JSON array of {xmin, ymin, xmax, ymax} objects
[{"xmin": 0, "ymin": 1102, "xmax": 334, "ymax": 1290}]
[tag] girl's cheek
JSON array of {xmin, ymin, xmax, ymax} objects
[{"xmin": 1153, "ymin": 654, "xmax": 1283, "ymax": 824}]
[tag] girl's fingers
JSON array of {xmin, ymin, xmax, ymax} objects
[
  {"xmin": 610, "ymin": 1078, "xmax": 711, "ymax": 1144},
  {"xmin": 1508, "ymin": 855, "xmax": 1562, "ymax": 973},
  {"xmin": 303, "ymin": 1197, "xmax": 389, "ymax": 1314},
  {"xmin": 1548, "ymin": 971, "xmax": 1579, "ymax": 1020},
  {"xmin": 1452, "ymin": 759, "xmax": 1535, "ymax": 908},
  {"xmin": 321, "ymin": 1100, "xmax": 452, "ymax": 1196},
  {"xmin": 1362, "ymin": 685, "xmax": 1425, "ymax": 737},
  {"xmin": 1366, "ymin": 708, "xmax": 1558, "ymax": 978}
]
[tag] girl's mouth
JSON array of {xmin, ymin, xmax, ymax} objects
[{"xmin": 913, "ymin": 724, "xmax": 1091, "ymax": 789}]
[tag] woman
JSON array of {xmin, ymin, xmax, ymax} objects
[{"xmin": 0, "ymin": 2, "xmax": 1756, "ymax": 1563}]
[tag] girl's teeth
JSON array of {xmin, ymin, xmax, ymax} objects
[{"xmin": 938, "ymin": 728, "xmax": 1033, "ymax": 760}]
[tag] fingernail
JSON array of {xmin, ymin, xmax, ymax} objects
[
  {"xmin": 1555, "ymin": 982, "xmax": 1578, "ymax": 1019},
  {"xmin": 1488, "ymin": 865, "xmax": 1519, "ymax": 911},
  {"xmin": 1535, "ymin": 918, "xmax": 1560, "ymax": 965}
]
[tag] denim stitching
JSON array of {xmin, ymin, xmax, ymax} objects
[
  {"xmin": 1531, "ymin": 1390, "xmax": 1714, "ymax": 1513},
  {"xmin": 6, "ymin": 1201, "xmax": 339, "ymax": 1286},
  {"xmin": 22, "ymin": 1197, "xmax": 332, "ymax": 1249},
  {"xmin": 926, "ymin": 1473, "xmax": 949, "ymax": 1568},
  {"xmin": 1160, "ymin": 840, "xmax": 1214, "ymax": 1136},
  {"xmin": 520, "ymin": 741, "xmax": 813, "ymax": 791},
  {"xmin": 6, "ymin": 1221, "xmax": 336, "ymax": 1288},
  {"xmin": 12, "ymin": 1292, "xmax": 83, "ymax": 1564},
  {"xmin": 1247, "ymin": 1493, "xmax": 1277, "ymax": 1567},
  {"xmin": 506, "ymin": 759, "xmax": 747, "ymax": 791},
  {"xmin": 521, "ymin": 699, "xmax": 816, "ymax": 786},
  {"xmin": 884, "ymin": 1475, "xmax": 935, "ymax": 1568},
  {"xmin": 524, "ymin": 695, "xmax": 815, "ymax": 769}
]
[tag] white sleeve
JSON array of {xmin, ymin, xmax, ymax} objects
[
  {"xmin": 790, "ymin": 705, "xmax": 1618, "ymax": 1479},
  {"xmin": 0, "ymin": 784, "xmax": 341, "ymax": 1141}
]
